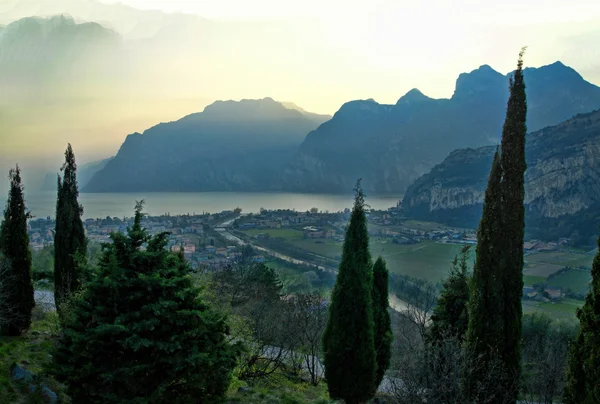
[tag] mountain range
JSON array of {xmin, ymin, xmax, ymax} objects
[
  {"xmin": 281, "ymin": 62, "xmax": 600, "ymax": 194},
  {"xmin": 84, "ymin": 61, "xmax": 600, "ymax": 195},
  {"xmin": 42, "ymin": 157, "xmax": 112, "ymax": 191},
  {"xmin": 402, "ymin": 109, "xmax": 600, "ymax": 245},
  {"xmin": 83, "ymin": 99, "xmax": 330, "ymax": 192}
]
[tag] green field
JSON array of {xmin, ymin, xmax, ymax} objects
[
  {"xmin": 523, "ymin": 250, "xmax": 594, "ymax": 278},
  {"xmin": 287, "ymin": 238, "xmax": 469, "ymax": 282},
  {"xmin": 523, "ymin": 298, "xmax": 582, "ymax": 321},
  {"xmin": 547, "ymin": 268, "xmax": 591, "ymax": 294},
  {"xmin": 241, "ymin": 228, "xmax": 305, "ymax": 240},
  {"xmin": 523, "ymin": 275, "xmax": 546, "ymax": 285}
]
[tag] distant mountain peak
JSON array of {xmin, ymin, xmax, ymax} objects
[
  {"xmin": 396, "ymin": 88, "xmax": 430, "ymax": 104},
  {"xmin": 335, "ymin": 98, "xmax": 386, "ymax": 117},
  {"xmin": 452, "ymin": 63, "xmax": 505, "ymax": 100}
]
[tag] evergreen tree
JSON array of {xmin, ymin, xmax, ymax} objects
[
  {"xmin": 464, "ymin": 150, "xmax": 506, "ymax": 398},
  {"xmin": 465, "ymin": 49, "xmax": 527, "ymax": 403},
  {"xmin": 53, "ymin": 201, "xmax": 237, "ymax": 403},
  {"xmin": 54, "ymin": 144, "xmax": 87, "ymax": 314},
  {"xmin": 428, "ymin": 245, "xmax": 471, "ymax": 345},
  {"xmin": 372, "ymin": 257, "xmax": 392, "ymax": 390},
  {"xmin": 499, "ymin": 47, "xmax": 527, "ymax": 402},
  {"xmin": 323, "ymin": 180, "xmax": 377, "ymax": 404},
  {"xmin": 564, "ymin": 234, "xmax": 600, "ymax": 403},
  {"xmin": 0, "ymin": 166, "xmax": 34, "ymax": 336}
]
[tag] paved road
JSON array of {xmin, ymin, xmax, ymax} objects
[
  {"xmin": 215, "ymin": 217, "xmax": 328, "ymax": 271},
  {"xmin": 34, "ymin": 290, "xmax": 55, "ymax": 312}
]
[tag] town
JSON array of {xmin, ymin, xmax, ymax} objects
[{"xmin": 28, "ymin": 204, "xmax": 577, "ymax": 271}]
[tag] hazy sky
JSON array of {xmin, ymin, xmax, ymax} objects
[{"xmin": 1, "ymin": 0, "xmax": 600, "ymax": 190}]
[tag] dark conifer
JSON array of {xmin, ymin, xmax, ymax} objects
[
  {"xmin": 428, "ymin": 245, "xmax": 471, "ymax": 345},
  {"xmin": 323, "ymin": 180, "xmax": 377, "ymax": 404},
  {"xmin": 564, "ymin": 234, "xmax": 600, "ymax": 403},
  {"xmin": 53, "ymin": 201, "xmax": 237, "ymax": 403},
  {"xmin": 465, "ymin": 49, "xmax": 528, "ymax": 403},
  {"xmin": 54, "ymin": 144, "xmax": 87, "ymax": 314},
  {"xmin": 498, "ymin": 48, "xmax": 527, "ymax": 402},
  {"xmin": 464, "ymin": 150, "xmax": 505, "ymax": 397},
  {"xmin": 372, "ymin": 257, "xmax": 392, "ymax": 390},
  {"xmin": 0, "ymin": 166, "xmax": 34, "ymax": 336}
]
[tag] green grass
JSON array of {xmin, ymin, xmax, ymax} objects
[
  {"xmin": 286, "ymin": 238, "xmax": 468, "ymax": 282},
  {"xmin": 224, "ymin": 373, "xmax": 332, "ymax": 404},
  {"xmin": 242, "ymin": 228, "xmax": 305, "ymax": 240},
  {"xmin": 523, "ymin": 298, "xmax": 582, "ymax": 321},
  {"xmin": 0, "ymin": 309, "xmax": 66, "ymax": 403},
  {"xmin": 525, "ymin": 251, "xmax": 594, "ymax": 268},
  {"xmin": 523, "ymin": 263, "xmax": 564, "ymax": 277},
  {"xmin": 547, "ymin": 268, "xmax": 591, "ymax": 294},
  {"xmin": 523, "ymin": 275, "xmax": 546, "ymax": 286}
]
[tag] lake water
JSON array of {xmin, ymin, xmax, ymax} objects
[{"xmin": 23, "ymin": 191, "xmax": 402, "ymax": 219}]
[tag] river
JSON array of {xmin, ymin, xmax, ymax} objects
[{"xmin": 23, "ymin": 191, "xmax": 401, "ymax": 219}]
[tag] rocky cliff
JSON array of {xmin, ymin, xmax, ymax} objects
[
  {"xmin": 282, "ymin": 62, "xmax": 600, "ymax": 194},
  {"xmin": 402, "ymin": 109, "xmax": 600, "ymax": 242}
]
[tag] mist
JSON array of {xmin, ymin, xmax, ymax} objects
[{"xmin": 1, "ymin": 0, "xmax": 600, "ymax": 192}]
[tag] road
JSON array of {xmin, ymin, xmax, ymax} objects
[
  {"xmin": 215, "ymin": 216, "xmax": 328, "ymax": 270},
  {"xmin": 34, "ymin": 290, "xmax": 55, "ymax": 312}
]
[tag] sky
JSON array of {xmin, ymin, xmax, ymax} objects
[{"xmin": 1, "ymin": 0, "xmax": 600, "ymax": 189}]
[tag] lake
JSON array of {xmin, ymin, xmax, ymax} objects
[{"xmin": 24, "ymin": 191, "xmax": 402, "ymax": 219}]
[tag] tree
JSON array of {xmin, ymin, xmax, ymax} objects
[
  {"xmin": 521, "ymin": 313, "xmax": 577, "ymax": 404},
  {"xmin": 54, "ymin": 144, "xmax": 87, "ymax": 315},
  {"xmin": 0, "ymin": 166, "xmax": 34, "ymax": 336},
  {"xmin": 498, "ymin": 47, "xmax": 528, "ymax": 403},
  {"xmin": 322, "ymin": 180, "xmax": 377, "ymax": 404},
  {"xmin": 564, "ymin": 234, "xmax": 600, "ymax": 403},
  {"xmin": 464, "ymin": 149, "xmax": 507, "ymax": 400},
  {"xmin": 53, "ymin": 201, "xmax": 238, "ymax": 403},
  {"xmin": 428, "ymin": 246, "xmax": 471, "ymax": 345},
  {"xmin": 372, "ymin": 257, "xmax": 392, "ymax": 390},
  {"xmin": 465, "ymin": 49, "xmax": 528, "ymax": 403}
]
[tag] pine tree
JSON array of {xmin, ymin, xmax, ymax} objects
[
  {"xmin": 372, "ymin": 257, "xmax": 392, "ymax": 390},
  {"xmin": 54, "ymin": 144, "xmax": 87, "ymax": 314},
  {"xmin": 464, "ymin": 150, "xmax": 505, "ymax": 398},
  {"xmin": 428, "ymin": 245, "xmax": 471, "ymax": 345},
  {"xmin": 564, "ymin": 234, "xmax": 600, "ymax": 403},
  {"xmin": 499, "ymin": 47, "xmax": 527, "ymax": 402},
  {"xmin": 53, "ymin": 201, "xmax": 237, "ymax": 403},
  {"xmin": 323, "ymin": 180, "xmax": 377, "ymax": 404},
  {"xmin": 0, "ymin": 166, "xmax": 34, "ymax": 336}
]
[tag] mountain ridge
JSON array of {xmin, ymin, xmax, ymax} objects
[
  {"xmin": 281, "ymin": 61, "xmax": 600, "ymax": 194},
  {"xmin": 83, "ymin": 98, "xmax": 329, "ymax": 192},
  {"xmin": 402, "ymin": 109, "xmax": 600, "ymax": 244}
]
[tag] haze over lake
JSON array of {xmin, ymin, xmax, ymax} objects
[{"xmin": 25, "ymin": 192, "xmax": 402, "ymax": 219}]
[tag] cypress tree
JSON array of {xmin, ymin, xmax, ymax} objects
[
  {"xmin": 372, "ymin": 257, "xmax": 392, "ymax": 390},
  {"xmin": 564, "ymin": 234, "xmax": 600, "ymax": 403},
  {"xmin": 54, "ymin": 144, "xmax": 87, "ymax": 314},
  {"xmin": 0, "ymin": 166, "xmax": 34, "ymax": 336},
  {"xmin": 323, "ymin": 180, "xmax": 377, "ymax": 404},
  {"xmin": 464, "ymin": 149, "xmax": 505, "ymax": 398},
  {"xmin": 428, "ymin": 245, "xmax": 471, "ymax": 345},
  {"xmin": 465, "ymin": 49, "xmax": 527, "ymax": 403},
  {"xmin": 53, "ymin": 201, "xmax": 237, "ymax": 403},
  {"xmin": 499, "ymin": 47, "xmax": 527, "ymax": 402}
]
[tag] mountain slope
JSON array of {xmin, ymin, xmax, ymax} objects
[
  {"xmin": 402, "ymin": 109, "xmax": 600, "ymax": 244},
  {"xmin": 42, "ymin": 157, "xmax": 113, "ymax": 191},
  {"xmin": 282, "ymin": 62, "xmax": 600, "ymax": 194},
  {"xmin": 83, "ymin": 98, "xmax": 329, "ymax": 192}
]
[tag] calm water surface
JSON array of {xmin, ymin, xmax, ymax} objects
[{"xmin": 25, "ymin": 192, "xmax": 402, "ymax": 219}]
